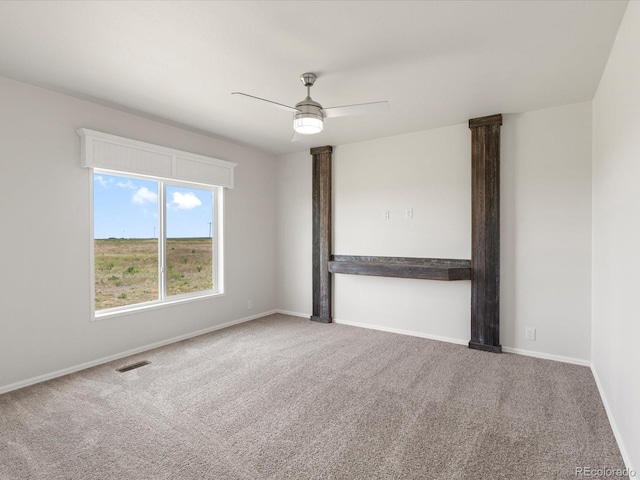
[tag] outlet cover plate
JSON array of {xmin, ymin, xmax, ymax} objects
[{"xmin": 525, "ymin": 327, "xmax": 536, "ymax": 341}]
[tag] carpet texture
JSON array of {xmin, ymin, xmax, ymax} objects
[{"xmin": 0, "ymin": 314, "xmax": 627, "ymax": 479}]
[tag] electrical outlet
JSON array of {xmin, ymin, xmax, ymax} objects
[
  {"xmin": 525, "ymin": 327, "xmax": 536, "ymax": 341},
  {"xmin": 247, "ymin": 300, "xmax": 253, "ymax": 309},
  {"xmin": 405, "ymin": 208, "xmax": 413, "ymax": 219},
  {"xmin": 383, "ymin": 210, "xmax": 390, "ymax": 220}
]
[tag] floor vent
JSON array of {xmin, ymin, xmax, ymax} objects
[{"xmin": 116, "ymin": 361, "xmax": 150, "ymax": 373}]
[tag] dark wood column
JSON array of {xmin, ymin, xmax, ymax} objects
[
  {"xmin": 469, "ymin": 114, "xmax": 502, "ymax": 353},
  {"xmin": 311, "ymin": 146, "xmax": 333, "ymax": 323}
]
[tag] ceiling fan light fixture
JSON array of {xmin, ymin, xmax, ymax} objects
[
  {"xmin": 293, "ymin": 96, "xmax": 324, "ymax": 135},
  {"xmin": 293, "ymin": 112, "xmax": 324, "ymax": 134}
]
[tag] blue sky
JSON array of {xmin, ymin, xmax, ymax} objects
[{"xmin": 93, "ymin": 173, "xmax": 214, "ymax": 239}]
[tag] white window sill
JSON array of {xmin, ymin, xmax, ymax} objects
[{"xmin": 93, "ymin": 291, "xmax": 224, "ymax": 321}]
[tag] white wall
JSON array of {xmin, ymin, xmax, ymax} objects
[
  {"xmin": 277, "ymin": 102, "xmax": 593, "ymax": 362},
  {"xmin": 592, "ymin": 0, "xmax": 639, "ymax": 470},
  {"xmin": 276, "ymin": 151, "xmax": 312, "ymax": 317},
  {"xmin": 0, "ymin": 76, "xmax": 278, "ymax": 391},
  {"xmin": 332, "ymin": 126, "xmax": 472, "ymax": 343},
  {"xmin": 501, "ymin": 103, "xmax": 592, "ymax": 361}
]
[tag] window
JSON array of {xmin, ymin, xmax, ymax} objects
[
  {"xmin": 78, "ymin": 128, "xmax": 236, "ymax": 319},
  {"xmin": 93, "ymin": 172, "xmax": 219, "ymax": 312}
]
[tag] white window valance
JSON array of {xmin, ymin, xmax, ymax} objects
[{"xmin": 77, "ymin": 128, "xmax": 236, "ymax": 188}]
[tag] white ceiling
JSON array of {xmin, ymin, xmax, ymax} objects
[{"xmin": 0, "ymin": 1, "xmax": 628, "ymax": 155}]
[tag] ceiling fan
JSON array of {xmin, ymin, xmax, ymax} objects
[{"xmin": 232, "ymin": 72, "xmax": 389, "ymax": 137}]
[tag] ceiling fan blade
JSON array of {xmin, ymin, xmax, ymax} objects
[
  {"xmin": 231, "ymin": 92, "xmax": 299, "ymax": 113},
  {"xmin": 322, "ymin": 101, "xmax": 389, "ymax": 119},
  {"xmin": 290, "ymin": 131, "xmax": 303, "ymax": 142}
]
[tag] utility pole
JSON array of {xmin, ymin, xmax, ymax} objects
[{"xmin": 208, "ymin": 222, "xmax": 212, "ymax": 238}]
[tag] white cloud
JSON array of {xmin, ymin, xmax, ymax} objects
[
  {"xmin": 171, "ymin": 191, "xmax": 201, "ymax": 210},
  {"xmin": 117, "ymin": 179, "xmax": 136, "ymax": 189},
  {"xmin": 94, "ymin": 175, "xmax": 110, "ymax": 188},
  {"xmin": 133, "ymin": 187, "xmax": 158, "ymax": 205}
]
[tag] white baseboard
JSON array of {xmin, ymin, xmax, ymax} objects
[
  {"xmin": 275, "ymin": 309, "xmax": 311, "ymax": 319},
  {"xmin": 501, "ymin": 346, "xmax": 591, "ymax": 367},
  {"xmin": 332, "ymin": 318, "xmax": 469, "ymax": 346},
  {"xmin": 0, "ymin": 310, "xmax": 278, "ymax": 395},
  {"xmin": 331, "ymin": 317, "xmax": 590, "ymax": 366},
  {"xmin": 591, "ymin": 364, "xmax": 635, "ymax": 474}
]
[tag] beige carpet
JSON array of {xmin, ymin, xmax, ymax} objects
[{"xmin": 0, "ymin": 314, "xmax": 627, "ymax": 479}]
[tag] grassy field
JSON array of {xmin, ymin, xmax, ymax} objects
[{"xmin": 95, "ymin": 238, "xmax": 213, "ymax": 311}]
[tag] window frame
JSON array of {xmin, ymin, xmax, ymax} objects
[
  {"xmin": 90, "ymin": 169, "xmax": 225, "ymax": 320},
  {"xmin": 78, "ymin": 129, "xmax": 235, "ymax": 321}
]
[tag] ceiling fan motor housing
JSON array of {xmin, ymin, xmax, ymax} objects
[{"xmin": 300, "ymin": 72, "xmax": 317, "ymax": 87}]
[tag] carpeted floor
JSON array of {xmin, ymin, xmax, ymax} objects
[{"xmin": 0, "ymin": 314, "xmax": 627, "ymax": 479}]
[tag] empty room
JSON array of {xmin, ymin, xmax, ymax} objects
[{"xmin": 0, "ymin": 1, "xmax": 638, "ymax": 479}]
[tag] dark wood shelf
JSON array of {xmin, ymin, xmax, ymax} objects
[{"xmin": 328, "ymin": 255, "xmax": 471, "ymax": 281}]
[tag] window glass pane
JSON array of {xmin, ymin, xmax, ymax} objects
[
  {"xmin": 166, "ymin": 185, "xmax": 214, "ymax": 296},
  {"xmin": 94, "ymin": 173, "xmax": 159, "ymax": 310}
]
